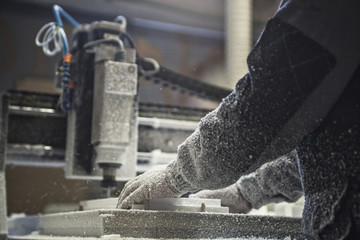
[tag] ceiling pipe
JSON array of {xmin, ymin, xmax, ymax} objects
[{"xmin": 225, "ymin": 0, "xmax": 252, "ymax": 88}]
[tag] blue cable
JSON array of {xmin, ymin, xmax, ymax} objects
[
  {"xmin": 51, "ymin": 5, "xmax": 79, "ymax": 111},
  {"xmin": 58, "ymin": 28, "xmax": 69, "ymax": 54},
  {"xmin": 53, "ymin": 5, "xmax": 80, "ymax": 28},
  {"xmin": 53, "ymin": 4, "xmax": 79, "ymax": 54}
]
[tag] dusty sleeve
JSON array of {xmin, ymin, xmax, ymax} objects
[
  {"xmin": 237, "ymin": 151, "xmax": 303, "ymax": 209},
  {"xmin": 167, "ymin": 5, "xmax": 340, "ymax": 192},
  {"xmin": 166, "ymin": 16, "xmax": 336, "ymax": 192}
]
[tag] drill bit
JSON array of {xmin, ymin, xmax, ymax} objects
[{"xmin": 105, "ymin": 186, "xmax": 112, "ymax": 198}]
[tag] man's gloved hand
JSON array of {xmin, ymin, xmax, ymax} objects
[
  {"xmin": 117, "ymin": 165, "xmax": 183, "ymax": 209},
  {"xmin": 189, "ymin": 184, "xmax": 252, "ymax": 214}
]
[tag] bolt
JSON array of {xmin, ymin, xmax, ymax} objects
[{"xmin": 128, "ymin": 65, "xmax": 135, "ymax": 73}]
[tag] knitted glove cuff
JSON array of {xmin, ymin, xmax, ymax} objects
[{"xmin": 166, "ymin": 161, "xmax": 199, "ymax": 194}]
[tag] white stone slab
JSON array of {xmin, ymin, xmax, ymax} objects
[{"xmin": 80, "ymin": 198, "xmax": 229, "ymax": 213}]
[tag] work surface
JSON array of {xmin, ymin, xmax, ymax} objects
[
  {"xmin": 8, "ymin": 209, "xmax": 313, "ymax": 240},
  {"xmin": 9, "ymin": 237, "xmax": 304, "ymax": 240}
]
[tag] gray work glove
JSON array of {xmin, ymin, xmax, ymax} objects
[
  {"xmin": 189, "ymin": 184, "xmax": 252, "ymax": 214},
  {"xmin": 117, "ymin": 165, "xmax": 184, "ymax": 209}
]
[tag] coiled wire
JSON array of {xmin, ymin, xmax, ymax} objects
[{"xmin": 35, "ymin": 22, "xmax": 69, "ymax": 57}]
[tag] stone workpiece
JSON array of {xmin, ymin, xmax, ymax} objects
[{"xmin": 19, "ymin": 209, "xmax": 311, "ymax": 239}]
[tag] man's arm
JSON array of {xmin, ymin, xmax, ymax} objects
[
  {"xmin": 190, "ymin": 151, "xmax": 303, "ymax": 213},
  {"xmin": 167, "ymin": 15, "xmax": 337, "ymax": 190},
  {"xmin": 238, "ymin": 150, "xmax": 303, "ymax": 209}
]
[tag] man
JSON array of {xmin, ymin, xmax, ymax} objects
[{"xmin": 118, "ymin": 0, "xmax": 360, "ymax": 239}]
